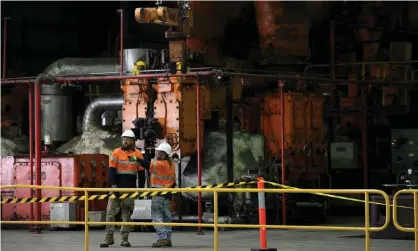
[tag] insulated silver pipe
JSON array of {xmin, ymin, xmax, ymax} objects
[{"xmin": 82, "ymin": 96, "xmax": 124, "ymax": 132}]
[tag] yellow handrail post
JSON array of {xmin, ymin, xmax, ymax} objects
[
  {"xmin": 393, "ymin": 191, "xmax": 399, "ymax": 230},
  {"xmin": 84, "ymin": 189, "xmax": 89, "ymax": 251},
  {"xmin": 392, "ymin": 189, "xmax": 418, "ymax": 251},
  {"xmin": 364, "ymin": 192, "xmax": 370, "ymax": 251},
  {"xmin": 213, "ymin": 191, "xmax": 219, "ymax": 251}
]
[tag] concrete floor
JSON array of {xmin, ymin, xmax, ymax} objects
[{"xmin": 1, "ymin": 227, "xmax": 414, "ymax": 251}]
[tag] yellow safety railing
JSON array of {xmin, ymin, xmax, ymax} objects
[
  {"xmin": 392, "ymin": 189, "xmax": 418, "ymax": 251},
  {"xmin": 1, "ymin": 185, "xmax": 391, "ymax": 251}
]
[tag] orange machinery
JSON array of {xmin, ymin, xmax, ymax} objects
[
  {"xmin": 0, "ymin": 154, "xmax": 109, "ymax": 223},
  {"xmin": 122, "ymin": 3, "xmax": 328, "ymax": 222},
  {"xmin": 121, "ymin": 76, "xmax": 209, "ymax": 158},
  {"xmin": 121, "ymin": 74, "xmax": 326, "ymax": 186},
  {"xmin": 131, "ymin": 3, "xmax": 327, "ymax": 188},
  {"xmin": 261, "ymin": 93, "xmax": 326, "ymax": 182}
]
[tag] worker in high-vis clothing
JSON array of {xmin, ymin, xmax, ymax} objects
[
  {"xmin": 100, "ymin": 129, "xmax": 145, "ymax": 248},
  {"xmin": 134, "ymin": 142, "xmax": 176, "ymax": 248}
]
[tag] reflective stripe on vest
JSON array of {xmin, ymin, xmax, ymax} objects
[
  {"xmin": 109, "ymin": 148, "xmax": 145, "ymax": 174},
  {"xmin": 110, "ymin": 156, "xmax": 118, "ymax": 164},
  {"xmin": 112, "ymin": 158, "xmax": 141, "ymax": 166},
  {"xmin": 116, "ymin": 170, "xmax": 137, "ymax": 175},
  {"xmin": 151, "ymin": 184, "xmax": 166, "ymax": 188}
]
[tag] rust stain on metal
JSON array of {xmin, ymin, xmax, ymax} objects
[
  {"xmin": 169, "ymin": 40, "xmax": 186, "ymax": 62},
  {"xmin": 261, "ymin": 93, "xmax": 325, "ymax": 180},
  {"xmin": 186, "ymin": 1, "xmax": 243, "ymax": 55},
  {"xmin": 253, "ymin": 1, "xmax": 323, "ymax": 58},
  {"xmin": 134, "ymin": 7, "xmax": 180, "ymax": 26},
  {"xmin": 357, "ymin": 4, "xmax": 383, "ymax": 61}
]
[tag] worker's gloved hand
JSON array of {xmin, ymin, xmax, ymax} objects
[
  {"xmin": 111, "ymin": 184, "xmax": 120, "ymax": 198},
  {"xmin": 128, "ymin": 156, "xmax": 140, "ymax": 162}
]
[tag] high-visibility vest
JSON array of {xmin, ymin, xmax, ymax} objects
[
  {"xmin": 109, "ymin": 147, "xmax": 144, "ymax": 176},
  {"xmin": 150, "ymin": 160, "xmax": 176, "ymax": 188}
]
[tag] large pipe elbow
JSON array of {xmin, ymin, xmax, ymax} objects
[
  {"xmin": 82, "ymin": 96, "xmax": 124, "ymax": 132},
  {"xmin": 41, "ymin": 58, "xmax": 123, "ymax": 133}
]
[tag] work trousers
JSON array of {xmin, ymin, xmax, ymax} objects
[
  {"xmin": 104, "ymin": 198, "xmax": 135, "ymax": 237},
  {"xmin": 152, "ymin": 196, "xmax": 172, "ymax": 241}
]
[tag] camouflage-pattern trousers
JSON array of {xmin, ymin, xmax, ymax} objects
[
  {"xmin": 105, "ymin": 198, "xmax": 135, "ymax": 237},
  {"xmin": 151, "ymin": 196, "xmax": 172, "ymax": 241}
]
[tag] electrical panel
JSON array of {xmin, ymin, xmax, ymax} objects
[
  {"xmin": 391, "ymin": 129, "xmax": 418, "ymax": 174},
  {"xmin": 330, "ymin": 142, "xmax": 359, "ymax": 169}
]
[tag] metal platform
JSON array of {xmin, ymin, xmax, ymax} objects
[{"xmin": 0, "ymin": 228, "xmax": 414, "ymax": 251}]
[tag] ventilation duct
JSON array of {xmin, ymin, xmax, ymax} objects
[{"xmin": 82, "ymin": 96, "xmax": 124, "ymax": 132}]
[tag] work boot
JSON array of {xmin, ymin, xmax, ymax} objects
[
  {"xmin": 152, "ymin": 239, "xmax": 172, "ymax": 248},
  {"xmin": 100, "ymin": 234, "xmax": 115, "ymax": 248},
  {"xmin": 120, "ymin": 239, "xmax": 131, "ymax": 247},
  {"xmin": 120, "ymin": 232, "xmax": 131, "ymax": 247}
]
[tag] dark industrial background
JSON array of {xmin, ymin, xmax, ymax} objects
[
  {"xmin": 2, "ymin": 1, "xmax": 418, "ymax": 237},
  {"xmin": 2, "ymin": 2, "xmax": 418, "ymax": 76},
  {"xmin": 1, "ymin": 1, "xmax": 262, "ymax": 77}
]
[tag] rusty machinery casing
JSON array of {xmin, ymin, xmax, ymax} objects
[
  {"xmin": 210, "ymin": 78, "xmax": 260, "ymax": 133},
  {"xmin": 254, "ymin": 1, "xmax": 313, "ymax": 59},
  {"xmin": 122, "ymin": 77, "xmax": 210, "ymax": 158},
  {"xmin": 135, "ymin": 7, "xmax": 181, "ymax": 27},
  {"xmin": 261, "ymin": 93, "xmax": 326, "ymax": 181},
  {"xmin": 1, "ymin": 154, "xmax": 109, "ymax": 222},
  {"xmin": 121, "ymin": 76, "xmax": 266, "ymax": 205}
]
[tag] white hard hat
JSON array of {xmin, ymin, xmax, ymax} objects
[
  {"xmin": 155, "ymin": 142, "xmax": 172, "ymax": 155},
  {"xmin": 121, "ymin": 129, "xmax": 135, "ymax": 139}
]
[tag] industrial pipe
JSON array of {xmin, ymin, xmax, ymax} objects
[
  {"xmin": 329, "ymin": 20, "xmax": 336, "ymax": 109},
  {"xmin": 117, "ymin": 9, "xmax": 124, "ymax": 75},
  {"xmin": 362, "ymin": 86, "xmax": 368, "ymax": 189},
  {"xmin": 196, "ymin": 78, "xmax": 203, "ymax": 235},
  {"xmin": 226, "ymin": 82, "xmax": 234, "ymax": 218},
  {"xmin": 303, "ymin": 60, "xmax": 418, "ymax": 77},
  {"xmin": 2, "ymin": 17, "xmax": 10, "ymax": 79},
  {"xmin": 218, "ymin": 72, "xmax": 418, "ymax": 85},
  {"xmin": 360, "ymin": 63, "xmax": 369, "ymax": 189},
  {"xmin": 43, "ymin": 58, "xmax": 120, "ymax": 76},
  {"xmin": 82, "ymin": 96, "xmax": 124, "ymax": 132},
  {"xmin": 0, "ymin": 71, "xmax": 214, "ymax": 85},
  {"xmin": 29, "ymin": 83, "xmax": 34, "ymax": 231},
  {"xmin": 3, "ymin": 71, "xmax": 418, "ymax": 85},
  {"xmin": 53, "ymin": 72, "xmax": 214, "ymax": 82},
  {"xmin": 0, "ymin": 70, "xmax": 201, "ymax": 83},
  {"xmin": 327, "ymin": 20, "xmax": 336, "ymax": 193},
  {"xmin": 279, "ymin": 80, "xmax": 286, "ymax": 225},
  {"xmin": 334, "ymin": 21, "xmax": 418, "ymax": 35},
  {"xmin": 3, "ymin": 68, "xmax": 212, "ymax": 82},
  {"xmin": 34, "ymin": 75, "xmax": 44, "ymax": 234}
]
